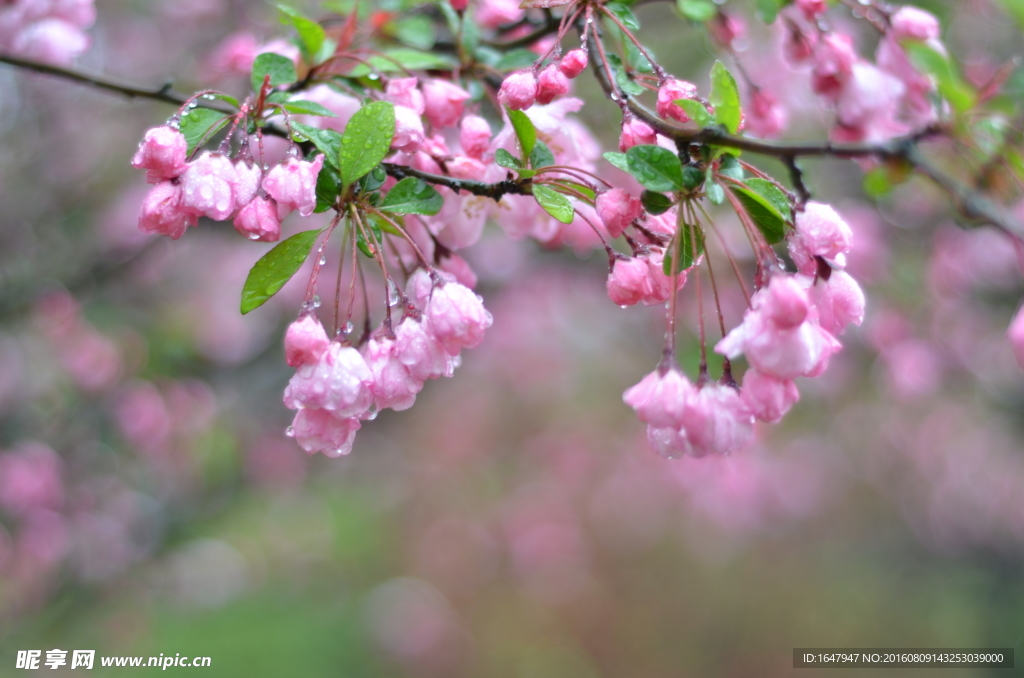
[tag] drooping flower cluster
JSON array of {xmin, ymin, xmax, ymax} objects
[
  {"xmin": 132, "ymin": 123, "xmax": 323, "ymax": 242},
  {"xmin": 282, "ymin": 269, "xmax": 492, "ymax": 457},
  {"xmin": 0, "ymin": 0, "xmax": 95, "ymax": 65}
]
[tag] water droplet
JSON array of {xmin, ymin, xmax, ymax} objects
[
  {"xmin": 312, "ymin": 295, "xmax": 321, "ymax": 308},
  {"xmin": 248, "ymin": 232, "xmax": 260, "ymax": 240},
  {"xmin": 318, "ymin": 253, "xmax": 327, "ymax": 266},
  {"xmin": 364, "ymin": 405, "xmax": 379, "ymax": 421},
  {"xmin": 367, "ymin": 73, "xmax": 380, "ymax": 81},
  {"xmin": 387, "ymin": 279, "xmax": 400, "ymax": 306},
  {"xmin": 343, "ymin": 321, "xmax": 354, "ymax": 334},
  {"xmin": 202, "ymin": 93, "xmax": 215, "ymax": 100},
  {"xmin": 619, "ymin": 304, "xmax": 628, "ymax": 309},
  {"xmin": 285, "ymin": 426, "xmax": 295, "ymax": 437},
  {"xmin": 610, "ymin": 93, "xmax": 619, "ymax": 101}
]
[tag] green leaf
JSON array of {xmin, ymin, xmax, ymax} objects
[
  {"xmin": 996, "ymin": 0, "xmax": 1024, "ymax": 26},
  {"xmin": 529, "ymin": 140, "xmax": 556, "ymax": 169},
  {"xmin": 209, "ymin": 92, "xmax": 240, "ymax": 108},
  {"xmin": 356, "ymin": 217, "xmax": 383, "ymax": 258},
  {"xmin": 507, "ymin": 108, "xmax": 536, "ymax": 161},
  {"xmin": 345, "ymin": 49, "xmax": 458, "ymax": 77},
  {"xmin": 718, "ymin": 153, "xmax": 744, "ymax": 181},
  {"xmin": 603, "ymin": 151, "xmax": 631, "ymax": 173},
  {"xmin": 742, "ymin": 178, "xmax": 791, "ymax": 220},
  {"xmin": 625, "ymin": 145, "xmax": 684, "ymax": 193},
  {"xmin": 315, "ymin": 162, "xmax": 342, "ymax": 213},
  {"xmin": 380, "ymin": 178, "xmax": 443, "ymax": 215},
  {"xmin": 678, "ymin": 0, "xmax": 717, "ymax": 22},
  {"xmin": 548, "ymin": 180, "xmax": 596, "ymax": 201},
  {"xmin": 709, "ymin": 61, "xmax": 742, "ymax": 134},
  {"xmin": 756, "ymin": 0, "xmax": 782, "ymax": 23},
  {"xmin": 675, "ymin": 98, "xmax": 713, "ymax": 127},
  {"xmin": 495, "ymin": 148, "xmax": 522, "ymax": 169},
  {"xmin": 605, "ymin": 2, "xmax": 641, "ymax": 29},
  {"xmin": 290, "ymin": 122, "xmax": 342, "ymax": 168},
  {"xmin": 391, "ymin": 15, "xmax": 436, "ymax": 51},
  {"xmin": 682, "ymin": 166, "xmax": 704, "ymax": 191},
  {"xmin": 664, "ymin": 218, "xmax": 704, "ymax": 274},
  {"xmin": 732, "ymin": 184, "xmax": 788, "ymax": 244},
  {"xmin": 277, "ymin": 4, "xmax": 326, "ymax": 62},
  {"xmin": 641, "ymin": 191, "xmax": 673, "ymax": 215},
  {"xmin": 251, "ymin": 52, "xmax": 298, "ymax": 94},
  {"xmin": 179, "ymin": 108, "xmax": 231, "ymax": 155},
  {"xmin": 904, "ymin": 41, "xmax": 976, "ymax": 113},
  {"xmin": 494, "ymin": 49, "xmax": 540, "ymax": 71},
  {"xmin": 533, "ymin": 185, "xmax": 574, "ymax": 224},
  {"xmin": 706, "ymin": 178, "xmax": 725, "ymax": 205},
  {"xmin": 358, "ymin": 166, "xmax": 387, "ymax": 193},
  {"xmin": 862, "ymin": 167, "xmax": 893, "ymax": 198},
  {"xmin": 616, "ymin": 69, "xmax": 646, "ymax": 97},
  {"xmin": 283, "ymin": 100, "xmax": 338, "ymax": 117},
  {"xmin": 338, "ymin": 101, "xmax": 395, "ymax": 191},
  {"xmin": 240, "ymin": 229, "xmax": 322, "ymax": 314}
]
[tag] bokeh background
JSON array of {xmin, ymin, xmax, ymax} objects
[{"xmin": 2, "ymin": 0, "xmax": 1024, "ymax": 675}]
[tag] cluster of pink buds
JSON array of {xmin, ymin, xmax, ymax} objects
[
  {"xmin": 0, "ymin": 0, "xmax": 95, "ymax": 65},
  {"xmin": 131, "ymin": 123, "xmax": 323, "ymax": 242},
  {"xmin": 497, "ymin": 48, "xmax": 587, "ymax": 111},
  {"xmin": 282, "ymin": 269, "xmax": 492, "ymax": 457}
]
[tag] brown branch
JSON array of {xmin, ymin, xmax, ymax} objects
[{"xmin": 382, "ymin": 162, "xmax": 530, "ymax": 201}]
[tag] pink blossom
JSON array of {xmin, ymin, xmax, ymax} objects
[
  {"xmin": 782, "ymin": 20, "xmax": 817, "ymax": 65},
  {"xmin": 535, "ymin": 65, "xmax": 569, "ymax": 105},
  {"xmin": 438, "ymin": 253, "xmax": 478, "ymax": 289},
  {"xmin": 422, "ymin": 79, "xmax": 471, "ymax": 128},
  {"xmin": 206, "ymin": 31, "xmax": 259, "ymax": 76},
  {"xmin": 386, "ymin": 77, "xmax": 425, "ymax": 115},
  {"xmin": 741, "ymin": 369, "xmax": 799, "ymax": 423},
  {"xmin": 644, "ymin": 249, "xmax": 688, "ymax": 303},
  {"xmin": 460, "ymin": 115, "xmax": 492, "ymax": 159},
  {"xmin": 51, "ymin": 0, "xmax": 97, "ymax": 28},
  {"xmin": 889, "ymin": 6, "xmax": 941, "ymax": 42},
  {"xmin": 656, "ymin": 78, "xmax": 698, "ymax": 122},
  {"xmin": 498, "ymin": 71, "xmax": 538, "ymax": 111},
  {"xmin": 559, "ymin": 49, "xmax": 588, "ymax": 79},
  {"xmin": 623, "ymin": 367, "xmax": 694, "ymax": 428},
  {"xmin": 762, "ymin": 275, "xmax": 811, "ymax": 329},
  {"xmin": 0, "ymin": 443, "xmax": 63, "ymax": 515},
  {"xmin": 392, "ymin": 105, "xmax": 425, "ymax": 154},
  {"xmin": 425, "ymin": 281, "xmax": 493, "ymax": 355},
  {"xmin": 291, "ymin": 85, "xmax": 362, "ymax": 134},
  {"xmin": 807, "ymin": 270, "xmax": 865, "ymax": 336},
  {"xmin": 263, "ymin": 155, "xmax": 324, "ymax": 219},
  {"xmin": 10, "ymin": 18, "xmax": 89, "ymax": 65},
  {"xmin": 394, "ymin": 317, "xmax": 455, "ymax": 381},
  {"xmin": 745, "ymin": 89, "xmax": 787, "ymax": 139},
  {"xmin": 811, "ymin": 33, "xmax": 857, "ymax": 99},
  {"xmin": 233, "ymin": 196, "xmax": 280, "ymax": 242},
  {"xmin": 475, "ymin": 0, "xmax": 523, "ymax": 29},
  {"xmin": 131, "ymin": 126, "xmax": 187, "ymax": 183},
  {"xmin": 1008, "ymin": 304, "xmax": 1024, "ymax": 369},
  {"xmin": 115, "ymin": 381, "xmax": 171, "ymax": 453},
  {"xmin": 596, "ymin": 188, "xmax": 642, "ymax": 239},
  {"xmin": 646, "ymin": 384, "xmax": 754, "ymax": 458},
  {"xmin": 363, "ymin": 335, "xmax": 423, "ymax": 411},
  {"xmin": 289, "ymin": 407, "xmax": 360, "ymax": 457},
  {"xmin": 449, "ymin": 0, "xmax": 469, "ymax": 11},
  {"xmin": 285, "ymin": 314, "xmax": 330, "ymax": 368},
  {"xmin": 233, "ymin": 160, "xmax": 261, "ymax": 208},
  {"xmin": 138, "ymin": 181, "xmax": 191, "ymax": 239},
  {"xmin": 790, "ymin": 201, "xmax": 853, "ymax": 273},
  {"xmin": 446, "ymin": 156, "xmax": 487, "ymax": 181},
  {"xmin": 619, "ymin": 117, "xmax": 657, "ymax": 151},
  {"xmin": 833, "ymin": 62, "xmax": 908, "ymax": 142},
  {"xmin": 708, "ymin": 12, "xmax": 746, "ymax": 50},
  {"xmin": 794, "ymin": 0, "xmax": 826, "ymax": 20},
  {"xmin": 607, "ymin": 257, "xmax": 649, "ymax": 307},
  {"xmin": 179, "ymin": 152, "xmax": 240, "ymax": 222},
  {"xmin": 283, "ymin": 342, "xmax": 374, "ymax": 418}
]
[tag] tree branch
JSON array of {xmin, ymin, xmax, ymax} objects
[{"xmin": 382, "ymin": 163, "xmax": 530, "ymax": 200}]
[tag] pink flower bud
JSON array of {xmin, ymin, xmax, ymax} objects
[
  {"xmin": 619, "ymin": 117, "xmax": 657, "ymax": 151},
  {"xmin": 783, "ymin": 22, "xmax": 817, "ymax": 64},
  {"xmin": 438, "ymin": 253, "xmax": 478, "ymax": 288},
  {"xmin": 811, "ymin": 33, "xmax": 857, "ymax": 99},
  {"xmin": 289, "ymin": 407, "xmax": 360, "ymax": 457},
  {"xmin": 498, "ymin": 71, "xmax": 538, "ymax": 111},
  {"xmin": 596, "ymin": 188, "xmax": 642, "ymax": 239},
  {"xmin": 644, "ymin": 249, "xmax": 688, "ymax": 303},
  {"xmin": 395, "ymin": 317, "xmax": 455, "ymax": 381},
  {"xmin": 425, "ymin": 281, "xmax": 493, "ymax": 355},
  {"xmin": 559, "ymin": 49, "xmax": 588, "ymax": 79},
  {"xmin": 131, "ymin": 126, "xmax": 188, "ymax": 183},
  {"xmin": 385, "ymin": 77, "xmax": 425, "ymax": 115},
  {"xmin": 746, "ymin": 89, "xmax": 787, "ymax": 139},
  {"xmin": 447, "ymin": 155, "xmax": 488, "ymax": 181},
  {"xmin": 535, "ymin": 64, "xmax": 569, "ymax": 105},
  {"xmin": 791, "ymin": 201, "xmax": 853, "ymax": 271},
  {"xmin": 11, "ymin": 18, "xmax": 89, "ymax": 66},
  {"xmin": 809, "ymin": 270, "xmax": 865, "ymax": 336},
  {"xmin": 1009, "ymin": 303, "xmax": 1024, "ymax": 369},
  {"xmin": 656, "ymin": 78, "xmax": 698, "ymax": 122},
  {"xmin": 363, "ymin": 335, "xmax": 423, "ymax": 411},
  {"xmin": 283, "ymin": 342, "xmax": 374, "ymax": 418},
  {"xmin": 422, "ymin": 79, "xmax": 471, "ymax": 128},
  {"xmin": 449, "ymin": 0, "xmax": 469, "ymax": 10},
  {"xmin": 234, "ymin": 159, "xmax": 262, "ymax": 209},
  {"xmin": 179, "ymin": 152, "xmax": 240, "ymax": 222},
  {"xmin": 459, "ymin": 115, "xmax": 492, "ymax": 159},
  {"xmin": 761, "ymin": 275, "xmax": 810, "ymax": 330},
  {"xmin": 794, "ymin": 0, "xmax": 826, "ymax": 20},
  {"xmin": 741, "ymin": 369, "xmax": 799, "ymax": 423},
  {"xmin": 679, "ymin": 384, "xmax": 754, "ymax": 456},
  {"xmin": 138, "ymin": 181, "xmax": 191, "ymax": 240},
  {"xmin": 285, "ymin": 314, "xmax": 330, "ymax": 368},
  {"xmin": 392, "ymin": 105, "xmax": 425, "ymax": 154},
  {"xmin": 475, "ymin": 0, "xmax": 524, "ymax": 29},
  {"xmin": 623, "ymin": 367, "xmax": 694, "ymax": 428},
  {"xmin": 0, "ymin": 443, "xmax": 63, "ymax": 515},
  {"xmin": 233, "ymin": 196, "xmax": 281, "ymax": 242},
  {"xmin": 263, "ymin": 155, "xmax": 324, "ymax": 219},
  {"xmin": 607, "ymin": 257, "xmax": 649, "ymax": 306},
  {"xmin": 708, "ymin": 12, "xmax": 746, "ymax": 50},
  {"xmin": 889, "ymin": 6, "xmax": 940, "ymax": 42}
]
